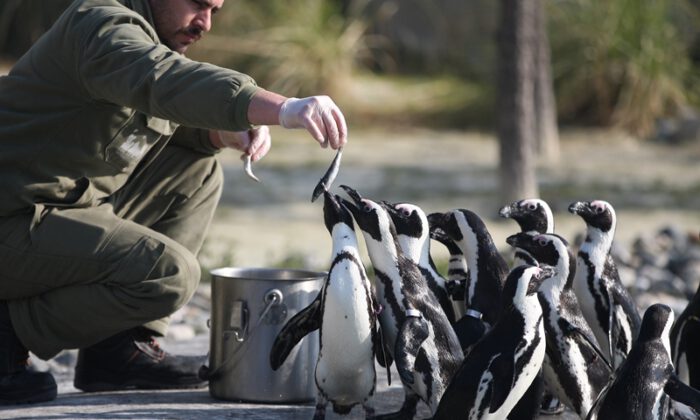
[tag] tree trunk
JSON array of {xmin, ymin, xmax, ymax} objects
[
  {"xmin": 497, "ymin": 0, "xmax": 539, "ymax": 205},
  {"xmin": 533, "ymin": 0, "xmax": 560, "ymax": 161}
]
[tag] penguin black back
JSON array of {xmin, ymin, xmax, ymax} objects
[
  {"xmin": 671, "ymin": 281, "xmax": 700, "ymax": 389},
  {"xmin": 586, "ymin": 304, "xmax": 700, "ymax": 420}
]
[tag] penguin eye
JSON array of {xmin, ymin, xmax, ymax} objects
[
  {"xmin": 527, "ymin": 203, "xmax": 537, "ymax": 211},
  {"xmin": 595, "ymin": 206, "xmax": 605, "ymax": 214},
  {"xmin": 402, "ymin": 209, "xmax": 411, "ymax": 217},
  {"xmin": 537, "ymin": 237, "xmax": 548, "ymax": 246},
  {"xmin": 363, "ymin": 204, "xmax": 372, "ymax": 213}
]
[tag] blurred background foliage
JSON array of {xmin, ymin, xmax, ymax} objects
[{"xmin": 1, "ymin": 0, "xmax": 700, "ymax": 138}]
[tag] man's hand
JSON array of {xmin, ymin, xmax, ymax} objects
[
  {"xmin": 212, "ymin": 126, "xmax": 271, "ymax": 162},
  {"xmin": 278, "ymin": 96, "xmax": 347, "ymax": 150}
]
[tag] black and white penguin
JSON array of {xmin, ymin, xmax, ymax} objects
[
  {"xmin": 506, "ymin": 232, "xmax": 612, "ymax": 418},
  {"xmin": 569, "ymin": 200, "xmax": 641, "ymax": 369},
  {"xmin": 339, "ymin": 185, "xmax": 464, "ymax": 418},
  {"xmin": 433, "ymin": 265, "xmax": 551, "ymax": 420},
  {"xmin": 428, "ymin": 209, "xmax": 507, "ymax": 330},
  {"xmin": 587, "ymin": 304, "xmax": 700, "ymax": 420},
  {"xmin": 383, "ymin": 201, "xmax": 457, "ymax": 324},
  {"xmin": 269, "ymin": 191, "xmax": 379, "ymax": 419},
  {"xmin": 671, "ymin": 281, "xmax": 700, "ymax": 389}
]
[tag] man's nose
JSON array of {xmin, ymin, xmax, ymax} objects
[{"xmin": 195, "ymin": 10, "xmax": 212, "ymax": 32}]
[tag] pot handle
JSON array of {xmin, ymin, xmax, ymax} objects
[{"xmin": 228, "ymin": 300, "xmax": 249, "ymax": 342}]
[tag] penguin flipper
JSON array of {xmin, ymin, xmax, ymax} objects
[
  {"xmin": 453, "ymin": 314, "xmax": 486, "ymax": 353},
  {"xmin": 665, "ymin": 374, "xmax": 700, "ymax": 412},
  {"xmin": 269, "ymin": 291, "xmax": 323, "ymax": 370},
  {"xmin": 488, "ymin": 352, "xmax": 515, "ymax": 413},
  {"xmin": 564, "ymin": 321, "xmax": 613, "ymax": 371},
  {"xmin": 373, "ymin": 323, "xmax": 393, "ymax": 367},
  {"xmin": 395, "ymin": 315, "xmax": 430, "ymax": 386}
]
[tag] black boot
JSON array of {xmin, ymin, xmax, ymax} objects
[
  {"xmin": 0, "ymin": 301, "xmax": 57, "ymax": 405},
  {"xmin": 73, "ymin": 327, "xmax": 207, "ymax": 392}
]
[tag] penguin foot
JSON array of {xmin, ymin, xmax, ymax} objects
[
  {"xmin": 363, "ymin": 403, "xmax": 375, "ymax": 419},
  {"xmin": 312, "ymin": 403, "xmax": 326, "ymax": 420},
  {"xmin": 368, "ymin": 394, "xmax": 418, "ymax": 420},
  {"xmin": 367, "ymin": 412, "xmax": 413, "ymax": 420}
]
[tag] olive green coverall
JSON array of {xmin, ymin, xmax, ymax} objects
[{"xmin": 0, "ymin": 0, "xmax": 260, "ymax": 359}]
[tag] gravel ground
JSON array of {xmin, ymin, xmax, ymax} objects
[{"xmin": 1, "ymin": 334, "xmax": 579, "ymax": 420}]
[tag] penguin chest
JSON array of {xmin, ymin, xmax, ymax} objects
[
  {"xmin": 316, "ymin": 266, "xmax": 375, "ymax": 400},
  {"xmin": 574, "ymin": 260, "xmax": 608, "ymax": 348}
]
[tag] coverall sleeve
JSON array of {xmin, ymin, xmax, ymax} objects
[{"xmin": 69, "ymin": 5, "xmax": 260, "ymax": 132}]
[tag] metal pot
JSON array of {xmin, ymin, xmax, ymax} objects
[{"xmin": 206, "ymin": 267, "xmax": 325, "ymax": 403}]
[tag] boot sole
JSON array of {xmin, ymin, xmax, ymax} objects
[
  {"xmin": 74, "ymin": 376, "xmax": 207, "ymax": 393},
  {"xmin": 0, "ymin": 386, "xmax": 57, "ymax": 405}
]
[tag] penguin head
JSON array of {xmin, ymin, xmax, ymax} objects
[
  {"xmin": 506, "ymin": 232, "xmax": 570, "ymax": 270},
  {"xmin": 568, "ymin": 200, "xmax": 616, "ymax": 233},
  {"xmin": 323, "ymin": 191, "xmax": 355, "ymax": 235},
  {"xmin": 426, "ymin": 212, "xmax": 463, "ymax": 255},
  {"xmin": 384, "ymin": 202, "xmax": 427, "ymax": 240},
  {"xmin": 499, "ymin": 198, "xmax": 554, "ymax": 234},
  {"xmin": 638, "ymin": 304, "xmax": 674, "ymax": 349},
  {"xmin": 339, "ymin": 185, "xmax": 389, "ymax": 243},
  {"xmin": 505, "ymin": 265, "xmax": 555, "ymax": 306},
  {"xmin": 383, "ymin": 202, "xmax": 429, "ymax": 262}
]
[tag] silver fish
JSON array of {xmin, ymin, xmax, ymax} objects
[
  {"xmin": 242, "ymin": 154, "xmax": 260, "ymax": 182},
  {"xmin": 311, "ymin": 147, "xmax": 343, "ymax": 202}
]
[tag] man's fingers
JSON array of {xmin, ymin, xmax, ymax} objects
[
  {"xmin": 330, "ymin": 106, "xmax": 348, "ymax": 148},
  {"xmin": 321, "ymin": 109, "xmax": 338, "ymax": 149},
  {"xmin": 248, "ymin": 126, "xmax": 271, "ymax": 161},
  {"xmin": 304, "ymin": 118, "xmax": 327, "ymax": 148}
]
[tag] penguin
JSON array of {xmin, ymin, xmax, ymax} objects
[
  {"xmin": 433, "ymin": 265, "xmax": 552, "ymax": 420},
  {"xmin": 506, "ymin": 232, "xmax": 612, "ymax": 418},
  {"xmin": 587, "ymin": 304, "xmax": 700, "ymax": 420},
  {"xmin": 269, "ymin": 191, "xmax": 379, "ymax": 419},
  {"xmin": 569, "ymin": 200, "xmax": 642, "ymax": 369},
  {"xmin": 671, "ymin": 281, "xmax": 700, "ymax": 389},
  {"xmin": 428, "ymin": 209, "xmax": 508, "ymax": 331},
  {"xmin": 499, "ymin": 198, "xmax": 555, "ymax": 267},
  {"xmin": 427, "ymin": 213, "xmax": 469, "ymax": 319},
  {"xmin": 500, "ymin": 198, "xmax": 564, "ymax": 415},
  {"xmin": 339, "ymin": 185, "xmax": 464, "ymax": 419},
  {"xmin": 383, "ymin": 201, "xmax": 457, "ymax": 324}
]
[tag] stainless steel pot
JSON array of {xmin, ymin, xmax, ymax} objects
[{"xmin": 207, "ymin": 267, "xmax": 325, "ymax": 403}]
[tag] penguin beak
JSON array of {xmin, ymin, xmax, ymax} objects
[
  {"xmin": 338, "ymin": 184, "xmax": 366, "ymax": 222},
  {"xmin": 528, "ymin": 264, "xmax": 555, "ymax": 293},
  {"xmin": 498, "ymin": 203, "xmax": 515, "ymax": 218},
  {"xmin": 567, "ymin": 201, "xmax": 591, "ymax": 216},
  {"xmin": 506, "ymin": 232, "xmax": 531, "ymax": 248},
  {"xmin": 339, "ymin": 184, "xmax": 363, "ymax": 204},
  {"xmin": 427, "ymin": 212, "xmax": 449, "ymax": 241},
  {"xmin": 381, "ymin": 201, "xmax": 400, "ymax": 218}
]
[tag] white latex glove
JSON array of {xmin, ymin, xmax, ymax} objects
[
  {"xmin": 278, "ymin": 96, "xmax": 348, "ymax": 149},
  {"xmin": 214, "ymin": 126, "xmax": 271, "ymax": 162}
]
